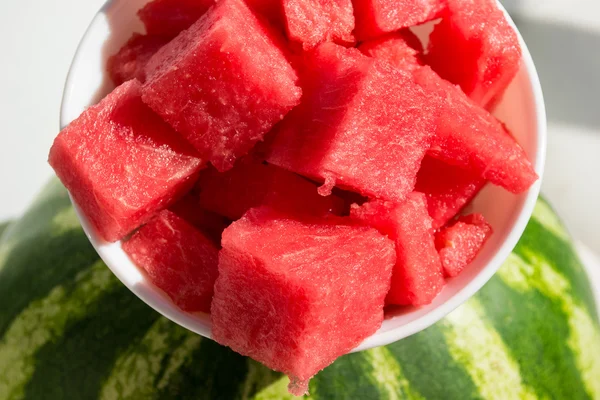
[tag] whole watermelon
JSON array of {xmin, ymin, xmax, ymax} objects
[{"xmin": 1, "ymin": 180, "xmax": 599, "ymax": 400}]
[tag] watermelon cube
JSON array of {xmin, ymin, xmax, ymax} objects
[
  {"xmin": 435, "ymin": 214, "xmax": 493, "ymax": 277},
  {"xmin": 425, "ymin": 0, "xmax": 522, "ymax": 108},
  {"xmin": 351, "ymin": 193, "xmax": 444, "ymax": 306},
  {"xmin": 414, "ymin": 66, "xmax": 538, "ymax": 194},
  {"xmin": 245, "ymin": 0, "xmax": 285, "ymax": 26},
  {"xmin": 281, "ymin": 0, "xmax": 355, "ymax": 49},
  {"xmin": 266, "ymin": 43, "xmax": 437, "ymax": 203},
  {"xmin": 48, "ymin": 80, "xmax": 203, "ymax": 242},
  {"xmin": 415, "ymin": 156, "xmax": 486, "ymax": 229},
  {"xmin": 352, "ymin": 0, "xmax": 445, "ymax": 40},
  {"xmin": 143, "ymin": 0, "xmax": 302, "ymax": 172},
  {"xmin": 123, "ymin": 210, "xmax": 219, "ymax": 313},
  {"xmin": 169, "ymin": 194, "xmax": 230, "ymax": 245},
  {"xmin": 196, "ymin": 158, "xmax": 344, "ymax": 220},
  {"xmin": 358, "ymin": 29, "xmax": 423, "ymax": 71},
  {"xmin": 107, "ymin": 33, "xmax": 169, "ymax": 86},
  {"xmin": 138, "ymin": 0, "xmax": 214, "ymax": 38},
  {"xmin": 211, "ymin": 207, "xmax": 395, "ymax": 394}
]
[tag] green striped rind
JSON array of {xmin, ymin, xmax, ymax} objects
[
  {"xmin": 0, "ymin": 180, "xmax": 99, "ymax": 338},
  {"xmin": 0, "ymin": 181, "xmax": 599, "ymax": 400},
  {"xmin": 0, "ymin": 221, "xmax": 11, "ymax": 240}
]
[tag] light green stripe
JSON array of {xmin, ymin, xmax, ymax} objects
[
  {"xmin": 442, "ymin": 298, "xmax": 537, "ymax": 400},
  {"xmin": 531, "ymin": 200, "xmax": 569, "ymax": 241},
  {"xmin": 99, "ymin": 318, "xmax": 202, "ymax": 399},
  {"xmin": 156, "ymin": 332, "xmax": 203, "ymax": 390},
  {"xmin": 500, "ymin": 252, "xmax": 600, "ymax": 397},
  {"xmin": 253, "ymin": 375, "xmax": 315, "ymax": 400},
  {"xmin": 365, "ymin": 347, "xmax": 423, "ymax": 400},
  {"xmin": 242, "ymin": 360, "xmax": 284, "ymax": 400},
  {"xmin": 0, "ymin": 261, "xmax": 115, "ymax": 400}
]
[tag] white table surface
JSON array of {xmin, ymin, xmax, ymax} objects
[{"xmin": 1, "ymin": 0, "xmax": 599, "ymax": 258}]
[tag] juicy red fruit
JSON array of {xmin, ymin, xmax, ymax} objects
[
  {"xmin": 358, "ymin": 29, "xmax": 423, "ymax": 71},
  {"xmin": 352, "ymin": 0, "xmax": 446, "ymax": 40},
  {"xmin": 48, "ymin": 80, "xmax": 203, "ymax": 242},
  {"xmin": 211, "ymin": 207, "xmax": 395, "ymax": 395},
  {"xmin": 107, "ymin": 33, "xmax": 169, "ymax": 86},
  {"xmin": 123, "ymin": 210, "xmax": 220, "ymax": 312},
  {"xmin": 169, "ymin": 193, "xmax": 230, "ymax": 245},
  {"xmin": 425, "ymin": 0, "xmax": 522, "ymax": 108},
  {"xmin": 138, "ymin": 0, "xmax": 214, "ymax": 38},
  {"xmin": 414, "ymin": 66, "xmax": 538, "ymax": 194},
  {"xmin": 196, "ymin": 158, "xmax": 344, "ymax": 220},
  {"xmin": 282, "ymin": 0, "xmax": 355, "ymax": 49},
  {"xmin": 352, "ymin": 193, "xmax": 445, "ymax": 306},
  {"xmin": 435, "ymin": 214, "xmax": 493, "ymax": 277},
  {"xmin": 267, "ymin": 43, "xmax": 437, "ymax": 203},
  {"xmin": 415, "ymin": 156, "xmax": 486, "ymax": 229},
  {"xmin": 143, "ymin": 0, "xmax": 302, "ymax": 172}
]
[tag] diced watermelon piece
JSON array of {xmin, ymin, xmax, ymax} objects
[
  {"xmin": 266, "ymin": 43, "xmax": 437, "ymax": 203},
  {"xmin": 245, "ymin": 0, "xmax": 285, "ymax": 25},
  {"xmin": 48, "ymin": 80, "xmax": 203, "ymax": 242},
  {"xmin": 281, "ymin": 0, "xmax": 355, "ymax": 49},
  {"xmin": 196, "ymin": 158, "xmax": 344, "ymax": 220},
  {"xmin": 351, "ymin": 193, "xmax": 444, "ymax": 306},
  {"xmin": 123, "ymin": 210, "xmax": 219, "ymax": 313},
  {"xmin": 107, "ymin": 33, "xmax": 169, "ymax": 86},
  {"xmin": 212, "ymin": 207, "xmax": 395, "ymax": 394},
  {"xmin": 414, "ymin": 66, "xmax": 538, "ymax": 194},
  {"xmin": 435, "ymin": 213, "xmax": 493, "ymax": 277},
  {"xmin": 415, "ymin": 156, "xmax": 486, "ymax": 229},
  {"xmin": 143, "ymin": 0, "xmax": 302, "ymax": 172},
  {"xmin": 352, "ymin": 0, "xmax": 446, "ymax": 40},
  {"xmin": 425, "ymin": 0, "xmax": 522, "ymax": 108},
  {"xmin": 169, "ymin": 193, "xmax": 230, "ymax": 244},
  {"xmin": 138, "ymin": 0, "xmax": 214, "ymax": 38},
  {"xmin": 359, "ymin": 29, "xmax": 423, "ymax": 71}
]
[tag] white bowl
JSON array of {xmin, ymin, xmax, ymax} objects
[{"xmin": 60, "ymin": 0, "xmax": 546, "ymax": 352}]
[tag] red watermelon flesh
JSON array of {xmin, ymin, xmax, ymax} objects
[
  {"xmin": 425, "ymin": 0, "xmax": 522, "ymax": 108},
  {"xmin": 414, "ymin": 66, "xmax": 538, "ymax": 194},
  {"xmin": 415, "ymin": 156, "xmax": 486, "ymax": 229},
  {"xmin": 245, "ymin": 0, "xmax": 285, "ymax": 26},
  {"xmin": 281, "ymin": 0, "xmax": 355, "ymax": 49},
  {"xmin": 266, "ymin": 42, "xmax": 437, "ymax": 203},
  {"xmin": 169, "ymin": 193, "xmax": 230, "ymax": 245},
  {"xmin": 352, "ymin": 0, "xmax": 446, "ymax": 40},
  {"xmin": 351, "ymin": 193, "xmax": 445, "ymax": 306},
  {"xmin": 196, "ymin": 158, "xmax": 344, "ymax": 220},
  {"xmin": 435, "ymin": 213, "xmax": 493, "ymax": 277},
  {"xmin": 107, "ymin": 33, "xmax": 170, "ymax": 86},
  {"xmin": 358, "ymin": 29, "xmax": 423, "ymax": 71},
  {"xmin": 123, "ymin": 210, "xmax": 219, "ymax": 313},
  {"xmin": 143, "ymin": 0, "xmax": 302, "ymax": 172},
  {"xmin": 211, "ymin": 206, "xmax": 395, "ymax": 394},
  {"xmin": 138, "ymin": 0, "xmax": 214, "ymax": 38},
  {"xmin": 48, "ymin": 80, "xmax": 203, "ymax": 242}
]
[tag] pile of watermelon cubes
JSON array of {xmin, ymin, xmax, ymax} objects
[{"xmin": 49, "ymin": 0, "xmax": 537, "ymax": 395}]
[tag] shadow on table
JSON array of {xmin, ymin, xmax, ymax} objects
[{"xmin": 513, "ymin": 15, "xmax": 600, "ymax": 131}]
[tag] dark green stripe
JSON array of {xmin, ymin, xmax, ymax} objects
[
  {"xmin": 515, "ymin": 210, "xmax": 599, "ymax": 323},
  {"xmin": 311, "ymin": 351, "xmax": 383, "ymax": 399},
  {"xmin": 477, "ymin": 275, "xmax": 591, "ymax": 399},
  {"xmin": 156, "ymin": 338, "xmax": 251, "ymax": 399},
  {"xmin": 386, "ymin": 323, "xmax": 482, "ymax": 399},
  {"xmin": 0, "ymin": 226, "xmax": 99, "ymax": 337},
  {"xmin": 23, "ymin": 284, "xmax": 160, "ymax": 400},
  {"xmin": 0, "ymin": 180, "xmax": 98, "ymax": 337}
]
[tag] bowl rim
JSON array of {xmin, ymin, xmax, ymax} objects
[{"xmin": 60, "ymin": 0, "xmax": 547, "ymax": 352}]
